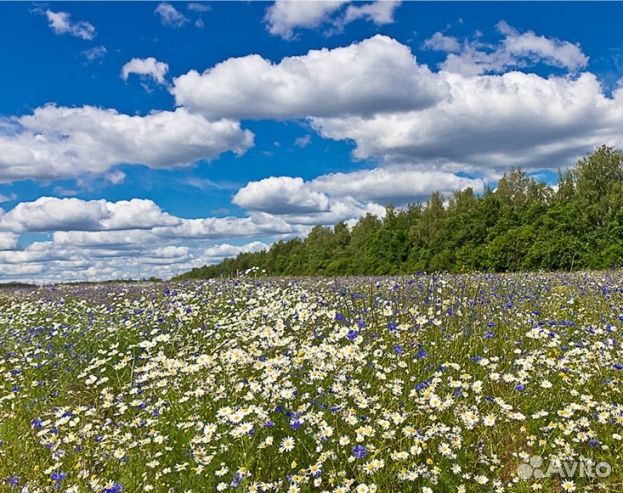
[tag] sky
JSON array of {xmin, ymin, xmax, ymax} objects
[{"xmin": 0, "ymin": 1, "xmax": 621, "ymax": 282}]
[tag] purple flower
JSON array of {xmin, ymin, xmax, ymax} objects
[
  {"xmin": 614, "ymin": 363, "xmax": 623, "ymax": 370},
  {"xmin": 485, "ymin": 331, "xmax": 495, "ymax": 339},
  {"xmin": 352, "ymin": 445, "xmax": 366, "ymax": 459},
  {"xmin": 347, "ymin": 330, "xmax": 359, "ymax": 341},
  {"xmin": 50, "ymin": 472, "xmax": 66, "ymax": 482},
  {"xmin": 416, "ymin": 348, "xmax": 427, "ymax": 359},
  {"xmin": 515, "ymin": 384, "xmax": 525, "ymax": 391},
  {"xmin": 393, "ymin": 344, "xmax": 403, "ymax": 354}
]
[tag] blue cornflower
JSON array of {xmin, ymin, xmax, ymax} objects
[
  {"xmin": 347, "ymin": 330, "xmax": 359, "ymax": 341},
  {"xmin": 515, "ymin": 384, "xmax": 525, "ymax": 391},
  {"xmin": 393, "ymin": 344, "xmax": 403, "ymax": 354},
  {"xmin": 416, "ymin": 348, "xmax": 427, "ymax": 359},
  {"xmin": 352, "ymin": 445, "xmax": 366, "ymax": 459},
  {"xmin": 614, "ymin": 363, "xmax": 623, "ymax": 370},
  {"xmin": 485, "ymin": 331, "xmax": 495, "ymax": 339},
  {"xmin": 50, "ymin": 472, "xmax": 66, "ymax": 482},
  {"xmin": 414, "ymin": 381, "xmax": 429, "ymax": 391}
]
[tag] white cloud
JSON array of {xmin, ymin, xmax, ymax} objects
[
  {"xmin": 0, "ymin": 197, "xmax": 180, "ymax": 233},
  {"xmin": 265, "ymin": 0, "xmax": 348, "ymax": 39},
  {"xmin": 0, "ymin": 105, "xmax": 253, "ymax": 181},
  {"xmin": 294, "ymin": 134, "xmax": 312, "ymax": 148},
  {"xmin": 310, "ymin": 167, "xmax": 484, "ymax": 203},
  {"xmin": 0, "ymin": 192, "xmax": 313, "ymax": 282},
  {"xmin": 340, "ymin": 1, "xmax": 401, "ymax": 27},
  {"xmin": 232, "ymin": 167, "xmax": 483, "ymax": 221},
  {"xmin": 41, "ymin": 9, "xmax": 96, "ymax": 40},
  {"xmin": 422, "ymin": 32, "xmax": 461, "ymax": 53},
  {"xmin": 154, "ymin": 3, "xmax": 188, "ymax": 28},
  {"xmin": 174, "ymin": 33, "xmax": 618, "ymax": 171},
  {"xmin": 264, "ymin": 1, "xmax": 400, "ymax": 39},
  {"xmin": 439, "ymin": 21, "xmax": 589, "ymax": 76},
  {"xmin": 159, "ymin": 212, "xmax": 303, "ymax": 240},
  {"xmin": 312, "ymin": 71, "xmax": 623, "ymax": 170},
  {"xmin": 172, "ymin": 35, "xmax": 447, "ymax": 119},
  {"xmin": 82, "ymin": 46, "xmax": 107, "ymax": 62},
  {"xmin": 0, "ymin": 232, "xmax": 18, "ymax": 250},
  {"xmin": 187, "ymin": 3, "xmax": 211, "ymax": 13},
  {"xmin": 233, "ymin": 176, "xmax": 331, "ymax": 214},
  {"xmin": 0, "ymin": 192, "xmax": 16, "ymax": 203},
  {"xmin": 105, "ymin": 170, "xmax": 126, "ymax": 185},
  {"xmin": 121, "ymin": 57, "xmax": 169, "ymax": 85},
  {"xmin": 0, "ymin": 163, "xmax": 470, "ymax": 281},
  {"xmin": 203, "ymin": 241, "xmax": 269, "ymax": 259}
]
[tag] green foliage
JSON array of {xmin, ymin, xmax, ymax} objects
[{"xmin": 177, "ymin": 146, "xmax": 623, "ymax": 279}]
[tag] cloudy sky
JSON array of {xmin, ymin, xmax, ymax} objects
[{"xmin": 0, "ymin": 1, "xmax": 621, "ymax": 282}]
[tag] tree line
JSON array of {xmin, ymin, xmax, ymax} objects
[{"xmin": 176, "ymin": 146, "xmax": 623, "ymax": 279}]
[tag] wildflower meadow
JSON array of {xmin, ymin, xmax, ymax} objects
[{"xmin": 1, "ymin": 272, "xmax": 622, "ymax": 493}]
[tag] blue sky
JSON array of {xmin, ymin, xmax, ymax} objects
[{"xmin": 0, "ymin": 1, "xmax": 621, "ymax": 282}]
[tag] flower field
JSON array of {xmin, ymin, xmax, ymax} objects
[{"xmin": 1, "ymin": 273, "xmax": 622, "ymax": 493}]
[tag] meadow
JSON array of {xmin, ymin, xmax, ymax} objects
[{"xmin": 0, "ymin": 272, "xmax": 621, "ymax": 493}]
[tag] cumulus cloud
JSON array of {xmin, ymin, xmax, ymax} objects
[
  {"xmin": 310, "ymin": 167, "xmax": 485, "ymax": 203},
  {"xmin": 230, "ymin": 165, "xmax": 486, "ymax": 231},
  {"xmin": 437, "ymin": 21, "xmax": 589, "ymax": 76},
  {"xmin": 0, "ymin": 105, "xmax": 253, "ymax": 181},
  {"xmin": 172, "ymin": 33, "xmax": 619, "ymax": 171},
  {"xmin": 0, "ymin": 193, "xmax": 301, "ymax": 282},
  {"xmin": 159, "ymin": 212, "xmax": 303, "ymax": 240},
  {"xmin": 264, "ymin": 1, "xmax": 400, "ymax": 39},
  {"xmin": 312, "ymin": 71, "xmax": 623, "ymax": 170},
  {"xmin": 0, "ymin": 232, "xmax": 18, "ymax": 250},
  {"xmin": 339, "ymin": 0, "xmax": 400, "ymax": 27},
  {"xmin": 265, "ymin": 0, "xmax": 348, "ymax": 39},
  {"xmin": 0, "ymin": 197, "xmax": 180, "ymax": 233},
  {"xmin": 422, "ymin": 32, "xmax": 461, "ymax": 53},
  {"xmin": 39, "ymin": 9, "xmax": 96, "ymax": 40},
  {"xmin": 234, "ymin": 176, "xmax": 331, "ymax": 214},
  {"xmin": 172, "ymin": 35, "xmax": 446, "ymax": 119},
  {"xmin": 0, "ymin": 159, "xmax": 484, "ymax": 282},
  {"xmin": 121, "ymin": 57, "xmax": 169, "ymax": 85},
  {"xmin": 154, "ymin": 3, "xmax": 188, "ymax": 28},
  {"xmin": 203, "ymin": 241, "xmax": 269, "ymax": 259},
  {"xmin": 233, "ymin": 167, "xmax": 483, "ymax": 220}
]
